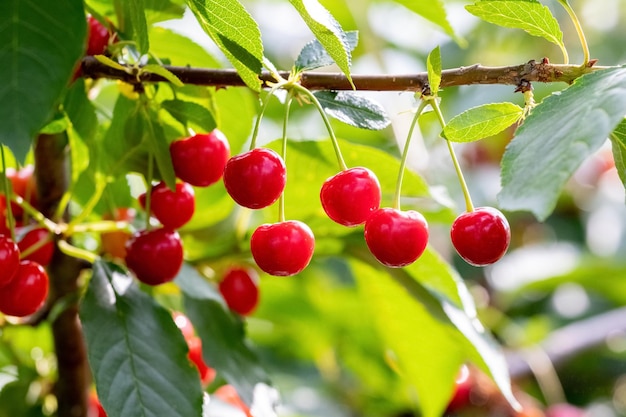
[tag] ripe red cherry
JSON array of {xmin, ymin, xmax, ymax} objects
[
  {"xmin": 219, "ymin": 267, "xmax": 259, "ymax": 315},
  {"xmin": 89, "ymin": 391, "xmax": 108, "ymax": 417},
  {"xmin": 251, "ymin": 221, "xmax": 315, "ymax": 276},
  {"xmin": 142, "ymin": 182, "xmax": 195, "ymax": 229},
  {"xmin": 450, "ymin": 207, "xmax": 510, "ymax": 266},
  {"xmin": 17, "ymin": 227, "xmax": 54, "ymax": 266},
  {"xmin": 445, "ymin": 365, "xmax": 473, "ymax": 413},
  {"xmin": 169, "ymin": 130, "xmax": 230, "ymax": 187},
  {"xmin": 4, "ymin": 165, "xmax": 38, "ymax": 217},
  {"xmin": 223, "ymin": 148, "xmax": 286, "ymax": 209},
  {"xmin": 125, "ymin": 228, "xmax": 184, "ymax": 285},
  {"xmin": 320, "ymin": 167, "xmax": 381, "ymax": 227},
  {"xmin": 0, "ymin": 236, "xmax": 20, "ymax": 287},
  {"xmin": 0, "ymin": 260, "xmax": 49, "ymax": 317},
  {"xmin": 86, "ymin": 15, "xmax": 116, "ymax": 56},
  {"xmin": 364, "ymin": 208, "xmax": 429, "ymax": 268},
  {"xmin": 187, "ymin": 336, "xmax": 216, "ymax": 386}
]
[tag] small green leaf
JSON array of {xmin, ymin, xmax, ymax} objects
[
  {"xmin": 499, "ymin": 66, "xmax": 626, "ymax": 220},
  {"xmin": 40, "ymin": 114, "xmax": 71, "ymax": 135},
  {"xmin": 610, "ymin": 118, "xmax": 626, "ymax": 189},
  {"xmin": 124, "ymin": 0, "xmax": 150, "ymax": 54},
  {"xmin": 161, "ymin": 100, "xmax": 217, "ymax": 133},
  {"xmin": 295, "ymin": 31, "xmax": 358, "ymax": 71},
  {"xmin": 466, "ymin": 0, "xmax": 566, "ymax": 60},
  {"xmin": 0, "ymin": 0, "xmax": 86, "ymax": 162},
  {"xmin": 80, "ymin": 260, "xmax": 204, "ymax": 417},
  {"xmin": 142, "ymin": 64, "xmax": 184, "ymax": 87},
  {"xmin": 177, "ymin": 264, "xmax": 270, "ymax": 406},
  {"xmin": 289, "ymin": 0, "xmax": 354, "ymax": 87},
  {"xmin": 392, "ymin": 0, "xmax": 464, "ymax": 46},
  {"xmin": 444, "ymin": 103, "xmax": 523, "ymax": 142},
  {"xmin": 427, "ymin": 46, "xmax": 442, "ymax": 96},
  {"xmin": 94, "ymin": 54, "xmax": 128, "ymax": 72},
  {"xmin": 313, "ymin": 91, "xmax": 390, "ymax": 130},
  {"xmin": 185, "ymin": 0, "xmax": 263, "ymax": 91}
]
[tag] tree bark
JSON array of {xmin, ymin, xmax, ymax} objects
[{"xmin": 35, "ymin": 134, "xmax": 90, "ymax": 417}]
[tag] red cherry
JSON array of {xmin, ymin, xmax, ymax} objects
[
  {"xmin": 144, "ymin": 182, "xmax": 195, "ymax": 229},
  {"xmin": 450, "ymin": 207, "xmax": 510, "ymax": 266},
  {"xmin": 125, "ymin": 228, "xmax": 184, "ymax": 285},
  {"xmin": 17, "ymin": 227, "xmax": 54, "ymax": 266},
  {"xmin": 545, "ymin": 403, "xmax": 585, "ymax": 417},
  {"xmin": 364, "ymin": 208, "xmax": 429, "ymax": 268},
  {"xmin": 219, "ymin": 267, "xmax": 259, "ymax": 316},
  {"xmin": 0, "ymin": 236, "xmax": 20, "ymax": 287},
  {"xmin": 4, "ymin": 165, "xmax": 38, "ymax": 218},
  {"xmin": 169, "ymin": 130, "xmax": 230, "ymax": 187},
  {"xmin": 223, "ymin": 148, "xmax": 286, "ymax": 209},
  {"xmin": 214, "ymin": 385, "xmax": 252, "ymax": 417},
  {"xmin": 187, "ymin": 336, "xmax": 216, "ymax": 386},
  {"xmin": 0, "ymin": 197, "xmax": 8, "ymax": 236},
  {"xmin": 0, "ymin": 260, "xmax": 49, "ymax": 317},
  {"xmin": 445, "ymin": 365, "xmax": 473, "ymax": 413},
  {"xmin": 173, "ymin": 311, "xmax": 196, "ymax": 341},
  {"xmin": 251, "ymin": 221, "xmax": 315, "ymax": 276},
  {"xmin": 89, "ymin": 391, "xmax": 108, "ymax": 417},
  {"xmin": 320, "ymin": 167, "xmax": 381, "ymax": 226},
  {"xmin": 86, "ymin": 15, "xmax": 116, "ymax": 56}
]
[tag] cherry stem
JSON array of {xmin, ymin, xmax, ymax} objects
[
  {"xmin": 0, "ymin": 145, "xmax": 15, "ymax": 241},
  {"xmin": 428, "ymin": 98, "xmax": 475, "ymax": 213},
  {"xmin": 249, "ymin": 82, "xmax": 287, "ymax": 150},
  {"xmin": 278, "ymin": 93, "xmax": 293, "ymax": 223},
  {"xmin": 292, "ymin": 84, "xmax": 348, "ymax": 171},
  {"xmin": 393, "ymin": 100, "xmax": 429, "ymax": 210},
  {"xmin": 10, "ymin": 195, "xmax": 59, "ymax": 233},
  {"xmin": 65, "ymin": 174, "xmax": 106, "ymax": 234},
  {"xmin": 57, "ymin": 239, "xmax": 99, "ymax": 264},
  {"xmin": 557, "ymin": 0, "xmax": 590, "ymax": 66}
]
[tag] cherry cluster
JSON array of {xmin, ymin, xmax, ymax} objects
[
  {"xmin": 124, "ymin": 131, "xmax": 230, "ymax": 286},
  {"xmin": 0, "ymin": 167, "xmax": 51, "ymax": 317}
]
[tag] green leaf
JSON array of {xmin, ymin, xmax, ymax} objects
[
  {"xmin": 427, "ymin": 46, "xmax": 442, "ymax": 96},
  {"xmin": 313, "ymin": 91, "xmax": 390, "ymax": 130},
  {"xmin": 80, "ymin": 260, "xmax": 204, "ymax": 417},
  {"xmin": 350, "ymin": 247, "xmax": 519, "ymax": 417},
  {"xmin": 149, "ymin": 27, "xmax": 221, "ymax": 68},
  {"xmin": 499, "ymin": 66, "xmax": 626, "ymax": 220},
  {"xmin": 124, "ymin": 0, "xmax": 150, "ymax": 54},
  {"xmin": 610, "ymin": 118, "xmax": 626, "ymax": 189},
  {"xmin": 289, "ymin": 0, "xmax": 354, "ymax": 87},
  {"xmin": 444, "ymin": 103, "xmax": 523, "ymax": 142},
  {"xmin": 177, "ymin": 264, "xmax": 270, "ymax": 406},
  {"xmin": 392, "ymin": 0, "xmax": 464, "ymax": 46},
  {"xmin": 64, "ymin": 80, "xmax": 98, "ymax": 184},
  {"xmin": 94, "ymin": 54, "xmax": 128, "ymax": 72},
  {"xmin": 0, "ymin": 0, "xmax": 86, "ymax": 162},
  {"xmin": 185, "ymin": 0, "xmax": 263, "ymax": 92},
  {"xmin": 295, "ymin": 31, "xmax": 358, "ymax": 71},
  {"xmin": 466, "ymin": 0, "xmax": 566, "ymax": 60},
  {"xmin": 142, "ymin": 64, "xmax": 184, "ymax": 87},
  {"xmin": 161, "ymin": 100, "xmax": 217, "ymax": 134},
  {"xmin": 144, "ymin": 107, "xmax": 177, "ymax": 189}
]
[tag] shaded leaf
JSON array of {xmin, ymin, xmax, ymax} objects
[
  {"xmin": 80, "ymin": 260, "xmax": 204, "ymax": 417},
  {"xmin": 427, "ymin": 46, "xmax": 442, "ymax": 96},
  {"xmin": 124, "ymin": 0, "xmax": 150, "ymax": 54},
  {"xmin": 0, "ymin": 0, "xmax": 86, "ymax": 162},
  {"xmin": 610, "ymin": 118, "xmax": 626, "ymax": 189},
  {"xmin": 466, "ymin": 0, "xmax": 566, "ymax": 59},
  {"xmin": 143, "ymin": 107, "xmax": 177, "ymax": 189},
  {"xmin": 499, "ymin": 66, "xmax": 626, "ymax": 220},
  {"xmin": 161, "ymin": 100, "xmax": 217, "ymax": 134},
  {"xmin": 295, "ymin": 31, "xmax": 358, "ymax": 71},
  {"xmin": 289, "ymin": 0, "xmax": 353, "ymax": 86},
  {"xmin": 177, "ymin": 264, "xmax": 270, "ymax": 406},
  {"xmin": 313, "ymin": 91, "xmax": 390, "ymax": 130},
  {"xmin": 185, "ymin": 0, "xmax": 263, "ymax": 91},
  {"xmin": 444, "ymin": 102, "xmax": 523, "ymax": 142}
]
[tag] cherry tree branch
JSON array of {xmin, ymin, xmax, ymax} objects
[{"xmin": 81, "ymin": 56, "xmax": 602, "ymax": 91}]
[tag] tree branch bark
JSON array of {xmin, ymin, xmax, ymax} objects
[{"xmin": 81, "ymin": 56, "xmax": 602, "ymax": 91}]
